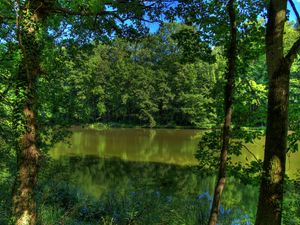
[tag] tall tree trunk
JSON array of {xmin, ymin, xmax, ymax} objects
[
  {"xmin": 255, "ymin": 0, "xmax": 300, "ymax": 223},
  {"xmin": 12, "ymin": 1, "xmax": 44, "ymax": 224},
  {"xmin": 255, "ymin": 1, "xmax": 289, "ymax": 224},
  {"xmin": 208, "ymin": 1, "xmax": 237, "ymax": 225}
]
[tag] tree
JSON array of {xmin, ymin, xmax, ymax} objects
[
  {"xmin": 11, "ymin": 2, "xmax": 45, "ymax": 224},
  {"xmin": 255, "ymin": 0, "xmax": 300, "ymax": 224},
  {"xmin": 64, "ymin": 24, "xmax": 217, "ymax": 128},
  {"xmin": 208, "ymin": 0, "xmax": 237, "ymax": 224},
  {"xmin": 0, "ymin": 1, "xmax": 164, "ymax": 224}
]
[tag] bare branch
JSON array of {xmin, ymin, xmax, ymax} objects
[
  {"xmin": 241, "ymin": 144, "xmax": 260, "ymax": 163},
  {"xmin": 284, "ymin": 1, "xmax": 300, "ymax": 65},
  {"xmin": 288, "ymin": 0, "xmax": 300, "ymax": 25}
]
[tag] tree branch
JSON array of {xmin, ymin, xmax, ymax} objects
[
  {"xmin": 288, "ymin": 0, "xmax": 300, "ymax": 25},
  {"xmin": 285, "ymin": 37, "xmax": 300, "ymax": 66},
  {"xmin": 49, "ymin": 7, "xmax": 135, "ymax": 23},
  {"xmin": 284, "ymin": 1, "xmax": 300, "ymax": 65},
  {"xmin": 241, "ymin": 143, "xmax": 260, "ymax": 163},
  {"xmin": 48, "ymin": 6, "xmax": 161, "ymax": 25},
  {"xmin": 49, "ymin": 7, "xmax": 116, "ymax": 17},
  {"xmin": 105, "ymin": 1, "xmax": 157, "ymax": 10}
]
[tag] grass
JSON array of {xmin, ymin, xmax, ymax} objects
[
  {"xmin": 37, "ymin": 183, "xmax": 250, "ymax": 225},
  {"xmin": 1, "ymin": 172, "xmax": 299, "ymax": 225}
]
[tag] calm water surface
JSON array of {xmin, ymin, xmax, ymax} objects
[
  {"xmin": 50, "ymin": 128, "xmax": 300, "ymax": 176},
  {"xmin": 48, "ymin": 128, "xmax": 300, "ymax": 221},
  {"xmin": 50, "ymin": 128, "xmax": 202, "ymax": 166}
]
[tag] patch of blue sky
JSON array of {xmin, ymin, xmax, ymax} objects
[
  {"xmin": 47, "ymin": 22, "xmax": 75, "ymax": 44},
  {"xmin": 146, "ymin": 21, "xmax": 160, "ymax": 33},
  {"xmin": 144, "ymin": 1, "xmax": 179, "ymax": 33},
  {"xmin": 288, "ymin": 0, "xmax": 300, "ymax": 22}
]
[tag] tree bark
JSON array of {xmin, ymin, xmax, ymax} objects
[
  {"xmin": 208, "ymin": 1, "xmax": 237, "ymax": 225},
  {"xmin": 12, "ymin": 1, "xmax": 44, "ymax": 224},
  {"xmin": 255, "ymin": 1, "xmax": 297, "ymax": 224}
]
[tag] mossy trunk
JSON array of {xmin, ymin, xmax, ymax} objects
[{"xmin": 12, "ymin": 1, "xmax": 44, "ymax": 224}]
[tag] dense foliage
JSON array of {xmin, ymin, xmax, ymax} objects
[
  {"xmin": 37, "ymin": 24, "xmax": 219, "ymax": 128},
  {"xmin": 1, "ymin": 0, "xmax": 300, "ymax": 224}
]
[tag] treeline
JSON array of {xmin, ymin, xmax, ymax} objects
[
  {"xmin": 1, "ymin": 21, "xmax": 299, "ymax": 152},
  {"xmin": 38, "ymin": 23, "xmax": 273, "ymax": 129},
  {"xmin": 38, "ymin": 24, "xmax": 219, "ymax": 127}
]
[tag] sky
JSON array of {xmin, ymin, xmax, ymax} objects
[
  {"xmin": 289, "ymin": 0, "xmax": 300, "ymax": 22},
  {"xmin": 146, "ymin": 1, "xmax": 300, "ymax": 34}
]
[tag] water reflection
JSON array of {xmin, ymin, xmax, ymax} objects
[
  {"xmin": 50, "ymin": 128, "xmax": 202, "ymax": 166},
  {"xmin": 47, "ymin": 155, "xmax": 259, "ymax": 222},
  {"xmin": 232, "ymin": 137, "xmax": 300, "ymax": 178},
  {"xmin": 48, "ymin": 128, "xmax": 263, "ymax": 223},
  {"xmin": 50, "ymin": 128, "xmax": 300, "ymax": 177},
  {"xmin": 47, "ymin": 128, "xmax": 300, "ymax": 224}
]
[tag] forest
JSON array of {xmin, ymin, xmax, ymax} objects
[{"xmin": 0, "ymin": 0, "xmax": 300, "ymax": 225}]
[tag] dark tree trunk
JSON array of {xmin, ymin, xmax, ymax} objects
[
  {"xmin": 208, "ymin": 1, "xmax": 237, "ymax": 225},
  {"xmin": 255, "ymin": 66, "xmax": 289, "ymax": 225},
  {"xmin": 255, "ymin": 1, "xmax": 288, "ymax": 224},
  {"xmin": 255, "ymin": 0, "xmax": 300, "ymax": 224},
  {"xmin": 12, "ymin": 1, "xmax": 44, "ymax": 224}
]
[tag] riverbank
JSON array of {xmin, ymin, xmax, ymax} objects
[{"xmin": 87, "ymin": 122, "xmax": 214, "ymax": 130}]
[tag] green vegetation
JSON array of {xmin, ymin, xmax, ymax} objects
[
  {"xmin": 1, "ymin": 0, "xmax": 300, "ymax": 224},
  {"xmin": 39, "ymin": 24, "xmax": 220, "ymax": 129},
  {"xmin": 38, "ymin": 158, "xmax": 258, "ymax": 225}
]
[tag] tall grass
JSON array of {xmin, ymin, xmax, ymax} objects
[{"xmin": 37, "ymin": 182, "xmax": 251, "ymax": 225}]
